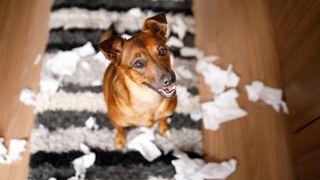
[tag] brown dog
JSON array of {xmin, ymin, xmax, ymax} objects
[{"xmin": 99, "ymin": 13, "xmax": 177, "ymax": 149}]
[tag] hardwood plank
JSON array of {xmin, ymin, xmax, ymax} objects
[
  {"xmin": 0, "ymin": 0, "xmax": 52, "ymax": 179},
  {"xmin": 292, "ymin": 118, "xmax": 320, "ymax": 158},
  {"xmin": 295, "ymin": 147, "xmax": 320, "ymax": 180},
  {"xmin": 266, "ymin": 0, "xmax": 320, "ymax": 133},
  {"xmin": 194, "ymin": 0, "xmax": 295, "ymax": 179}
]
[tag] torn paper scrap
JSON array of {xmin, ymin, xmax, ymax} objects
[
  {"xmin": 20, "ymin": 88, "xmax": 38, "ymax": 106},
  {"xmin": 196, "ymin": 59, "xmax": 240, "ymax": 95},
  {"xmin": 198, "ymin": 55, "xmax": 219, "ymax": 63},
  {"xmin": 201, "ymin": 89, "xmax": 247, "ymax": 131},
  {"xmin": 245, "ymin": 80, "xmax": 289, "ymax": 114},
  {"xmin": 68, "ymin": 144, "xmax": 96, "ymax": 180},
  {"xmin": 45, "ymin": 51, "xmax": 80, "ymax": 77},
  {"xmin": 180, "ymin": 47, "xmax": 204, "ymax": 59},
  {"xmin": 121, "ymin": 33, "xmax": 133, "ymax": 40},
  {"xmin": 175, "ymin": 65, "xmax": 193, "ymax": 80},
  {"xmin": 85, "ymin": 116, "xmax": 99, "ymax": 130},
  {"xmin": 33, "ymin": 53, "xmax": 42, "ymax": 65},
  {"xmin": 72, "ymin": 42, "xmax": 96, "ymax": 58},
  {"xmin": 19, "ymin": 88, "xmax": 48, "ymax": 112},
  {"xmin": 175, "ymin": 85, "xmax": 202, "ymax": 121},
  {"xmin": 172, "ymin": 151, "xmax": 236, "ymax": 180},
  {"xmin": 167, "ymin": 36, "xmax": 184, "ymax": 48},
  {"xmin": 171, "ymin": 15, "xmax": 187, "ymax": 40},
  {"xmin": 127, "ymin": 128, "xmax": 161, "ymax": 162},
  {"xmin": 0, "ymin": 137, "xmax": 27, "ymax": 164},
  {"xmin": 197, "ymin": 159, "xmax": 237, "ymax": 179},
  {"xmin": 39, "ymin": 78, "xmax": 60, "ymax": 97}
]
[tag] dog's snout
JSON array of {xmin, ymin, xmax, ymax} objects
[{"xmin": 160, "ymin": 71, "xmax": 176, "ymax": 86}]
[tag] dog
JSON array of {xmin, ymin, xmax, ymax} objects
[{"xmin": 99, "ymin": 13, "xmax": 177, "ymax": 149}]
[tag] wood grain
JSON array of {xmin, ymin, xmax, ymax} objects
[
  {"xmin": 292, "ymin": 118, "xmax": 320, "ymax": 180},
  {"xmin": 0, "ymin": 0, "xmax": 52, "ymax": 179},
  {"xmin": 266, "ymin": 0, "xmax": 320, "ymax": 133},
  {"xmin": 266, "ymin": 1, "xmax": 320, "ymax": 179},
  {"xmin": 194, "ymin": 0, "xmax": 295, "ymax": 179}
]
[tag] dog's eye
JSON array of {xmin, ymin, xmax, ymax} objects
[
  {"xmin": 133, "ymin": 59, "xmax": 145, "ymax": 68},
  {"xmin": 159, "ymin": 47, "xmax": 167, "ymax": 58}
]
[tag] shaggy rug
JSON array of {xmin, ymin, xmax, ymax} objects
[{"xmin": 28, "ymin": 0, "xmax": 203, "ymax": 179}]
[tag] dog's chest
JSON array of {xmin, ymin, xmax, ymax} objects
[{"xmin": 130, "ymin": 85, "xmax": 163, "ymax": 113}]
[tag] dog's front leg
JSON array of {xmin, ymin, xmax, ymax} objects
[
  {"xmin": 159, "ymin": 117, "xmax": 169, "ymax": 136},
  {"xmin": 115, "ymin": 126, "xmax": 126, "ymax": 149}
]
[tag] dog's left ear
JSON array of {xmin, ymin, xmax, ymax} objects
[
  {"xmin": 143, "ymin": 13, "xmax": 167, "ymax": 38},
  {"xmin": 99, "ymin": 35, "xmax": 124, "ymax": 65}
]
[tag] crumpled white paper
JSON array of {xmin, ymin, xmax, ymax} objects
[
  {"xmin": 172, "ymin": 151, "xmax": 236, "ymax": 180},
  {"xmin": 171, "ymin": 15, "xmax": 187, "ymax": 40},
  {"xmin": 19, "ymin": 88, "xmax": 38, "ymax": 106},
  {"xmin": 167, "ymin": 36, "xmax": 184, "ymax": 48},
  {"xmin": 175, "ymin": 85, "xmax": 202, "ymax": 121},
  {"xmin": 180, "ymin": 47, "xmax": 204, "ymax": 58},
  {"xmin": 196, "ymin": 59, "xmax": 240, "ymax": 95},
  {"xmin": 201, "ymin": 89, "xmax": 247, "ymax": 131},
  {"xmin": 127, "ymin": 127, "xmax": 161, "ymax": 162},
  {"xmin": 41, "ymin": 42, "xmax": 96, "ymax": 97},
  {"xmin": 72, "ymin": 42, "xmax": 96, "ymax": 58},
  {"xmin": 174, "ymin": 65, "xmax": 193, "ymax": 80},
  {"xmin": 68, "ymin": 143, "xmax": 96, "ymax": 180},
  {"xmin": 85, "ymin": 116, "xmax": 99, "ymax": 130},
  {"xmin": 245, "ymin": 80, "xmax": 289, "ymax": 114},
  {"xmin": 0, "ymin": 137, "xmax": 27, "ymax": 164}
]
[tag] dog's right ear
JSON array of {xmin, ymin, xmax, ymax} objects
[{"xmin": 99, "ymin": 36, "xmax": 124, "ymax": 65}]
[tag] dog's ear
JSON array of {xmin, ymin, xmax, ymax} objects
[
  {"xmin": 99, "ymin": 36, "xmax": 124, "ymax": 65},
  {"xmin": 143, "ymin": 13, "xmax": 167, "ymax": 38}
]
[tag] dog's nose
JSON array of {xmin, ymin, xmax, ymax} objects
[{"xmin": 160, "ymin": 72, "xmax": 176, "ymax": 86}]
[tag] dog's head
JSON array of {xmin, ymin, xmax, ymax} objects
[{"xmin": 99, "ymin": 13, "xmax": 176, "ymax": 98}]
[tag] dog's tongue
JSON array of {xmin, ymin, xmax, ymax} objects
[{"xmin": 163, "ymin": 84, "xmax": 176, "ymax": 93}]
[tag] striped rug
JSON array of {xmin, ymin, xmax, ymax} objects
[{"xmin": 28, "ymin": 0, "xmax": 203, "ymax": 179}]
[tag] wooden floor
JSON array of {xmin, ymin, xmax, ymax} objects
[
  {"xmin": 194, "ymin": 0, "xmax": 295, "ymax": 180},
  {"xmin": 0, "ymin": 0, "xmax": 52, "ymax": 179},
  {"xmin": 0, "ymin": 0, "xmax": 296, "ymax": 179}
]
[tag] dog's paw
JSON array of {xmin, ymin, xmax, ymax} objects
[{"xmin": 115, "ymin": 136, "xmax": 126, "ymax": 150}]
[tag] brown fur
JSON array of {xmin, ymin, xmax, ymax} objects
[{"xmin": 100, "ymin": 13, "xmax": 177, "ymax": 149}]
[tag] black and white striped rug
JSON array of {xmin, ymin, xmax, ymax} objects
[{"xmin": 28, "ymin": 0, "xmax": 204, "ymax": 179}]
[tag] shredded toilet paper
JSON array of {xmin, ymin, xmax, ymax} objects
[{"xmin": 245, "ymin": 80, "xmax": 289, "ymax": 114}]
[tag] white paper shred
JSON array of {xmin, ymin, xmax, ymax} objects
[
  {"xmin": 72, "ymin": 42, "xmax": 96, "ymax": 58},
  {"xmin": 33, "ymin": 53, "xmax": 42, "ymax": 65},
  {"xmin": 19, "ymin": 88, "xmax": 38, "ymax": 106},
  {"xmin": 39, "ymin": 78, "xmax": 60, "ymax": 97},
  {"xmin": 245, "ymin": 80, "xmax": 289, "ymax": 114},
  {"xmin": 0, "ymin": 137, "xmax": 27, "ymax": 164},
  {"xmin": 39, "ymin": 43, "xmax": 98, "ymax": 98},
  {"xmin": 199, "ymin": 55, "xmax": 219, "ymax": 63},
  {"xmin": 175, "ymin": 65, "xmax": 193, "ymax": 80},
  {"xmin": 175, "ymin": 85, "xmax": 202, "ymax": 121},
  {"xmin": 180, "ymin": 47, "xmax": 204, "ymax": 58},
  {"xmin": 201, "ymin": 89, "xmax": 247, "ymax": 131},
  {"xmin": 171, "ymin": 15, "xmax": 187, "ymax": 40},
  {"xmin": 172, "ymin": 151, "xmax": 236, "ymax": 180},
  {"xmin": 121, "ymin": 33, "xmax": 133, "ymax": 40},
  {"xmin": 85, "ymin": 116, "xmax": 99, "ymax": 130},
  {"xmin": 167, "ymin": 36, "xmax": 184, "ymax": 48},
  {"xmin": 45, "ymin": 51, "xmax": 80, "ymax": 77},
  {"xmin": 93, "ymin": 51, "xmax": 111, "ymax": 68},
  {"xmin": 127, "ymin": 127, "xmax": 161, "ymax": 162},
  {"xmin": 68, "ymin": 144, "xmax": 96, "ymax": 180},
  {"xmin": 196, "ymin": 59, "xmax": 240, "ymax": 95}
]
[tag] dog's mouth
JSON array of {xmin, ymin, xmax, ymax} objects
[{"xmin": 143, "ymin": 82, "xmax": 176, "ymax": 98}]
